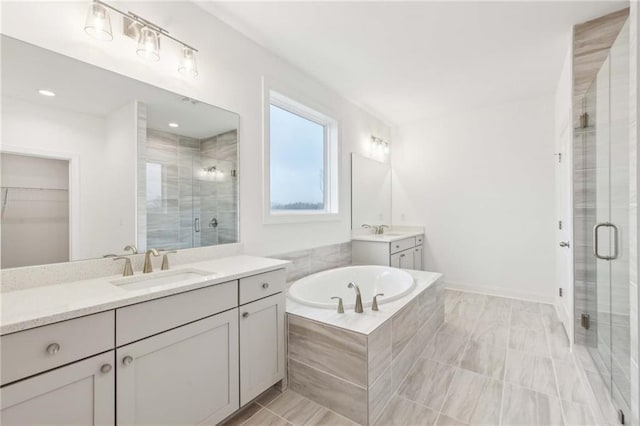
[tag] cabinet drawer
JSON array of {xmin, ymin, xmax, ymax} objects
[
  {"xmin": 1, "ymin": 311, "xmax": 114, "ymax": 385},
  {"xmin": 239, "ymin": 269, "xmax": 286, "ymax": 305},
  {"xmin": 390, "ymin": 237, "xmax": 416, "ymax": 254},
  {"xmin": 116, "ymin": 281, "xmax": 237, "ymax": 346},
  {"xmin": 416, "ymin": 235, "xmax": 424, "ymax": 245}
]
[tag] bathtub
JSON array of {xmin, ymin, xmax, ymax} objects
[{"xmin": 287, "ymin": 265, "xmax": 415, "ymax": 309}]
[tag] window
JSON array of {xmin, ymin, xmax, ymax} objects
[{"xmin": 265, "ymin": 90, "xmax": 339, "ymax": 222}]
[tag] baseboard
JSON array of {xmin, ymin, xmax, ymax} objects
[{"xmin": 442, "ymin": 280, "xmax": 555, "ymax": 305}]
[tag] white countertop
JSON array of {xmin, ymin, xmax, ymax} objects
[
  {"xmin": 350, "ymin": 230, "xmax": 423, "ymax": 243},
  {"xmin": 286, "ymin": 269, "xmax": 442, "ymax": 335},
  {"xmin": 1, "ymin": 255, "xmax": 289, "ymax": 335}
]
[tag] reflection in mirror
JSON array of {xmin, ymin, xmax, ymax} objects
[
  {"xmin": 1, "ymin": 36, "xmax": 239, "ymax": 268},
  {"xmin": 351, "ymin": 153, "xmax": 391, "ymax": 229}
]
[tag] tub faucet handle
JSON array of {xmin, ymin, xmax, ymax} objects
[
  {"xmin": 372, "ymin": 293, "xmax": 385, "ymax": 311},
  {"xmin": 331, "ymin": 297, "xmax": 344, "ymax": 314}
]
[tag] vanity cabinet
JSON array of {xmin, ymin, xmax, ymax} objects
[
  {"xmin": 0, "ymin": 351, "xmax": 115, "ymax": 426},
  {"xmin": 117, "ymin": 309, "xmax": 239, "ymax": 425},
  {"xmin": 239, "ymin": 292, "xmax": 285, "ymax": 405},
  {"xmin": 1, "ymin": 266, "xmax": 288, "ymax": 426},
  {"xmin": 353, "ymin": 235, "xmax": 424, "ymax": 270}
]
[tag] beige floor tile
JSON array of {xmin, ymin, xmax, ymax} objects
[
  {"xmin": 460, "ymin": 340, "xmax": 506, "ymax": 379},
  {"xmin": 307, "ymin": 409, "xmax": 357, "ymax": 426},
  {"xmin": 510, "ymin": 310, "xmax": 545, "ymax": 332},
  {"xmin": 374, "ymin": 396, "xmax": 438, "ymax": 426},
  {"xmin": 561, "ymin": 399, "xmax": 597, "ymax": 426},
  {"xmin": 441, "ymin": 369, "xmax": 501, "ymax": 425},
  {"xmin": 552, "ymin": 359, "xmax": 590, "ymax": 405},
  {"xmin": 421, "ymin": 331, "xmax": 469, "ymax": 366},
  {"xmin": 501, "ymin": 383, "xmax": 564, "ymax": 426},
  {"xmin": 267, "ymin": 391, "xmax": 324, "ymax": 424},
  {"xmin": 509, "ymin": 327, "xmax": 550, "ymax": 358},
  {"xmin": 505, "ymin": 350, "xmax": 558, "ymax": 396},
  {"xmin": 256, "ymin": 387, "xmax": 284, "ymax": 406},
  {"xmin": 397, "ymin": 358, "xmax": 456, "ymax": 410},
  {"xmin": 243, "ymin": 409, "xmax": 293, "ymax": 426},
  {"xmin": 471, "ymin": 321, "xmax": 509, "ymax": 347},
  {"xmin": 511, "ymin": 300, "xmax": 542, "ymax": 314},
  {"xmin": 435, "ymin": 414, "xmax": 468, "ymax": 426}
]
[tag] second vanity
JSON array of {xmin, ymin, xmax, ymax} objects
[
  {"xmin": 0, "ymin": 255, "xmax": 289, "ymax": 426},
  {"xmin": 351, "ymin": 229, "xmax": 424, "ymax": 270}
]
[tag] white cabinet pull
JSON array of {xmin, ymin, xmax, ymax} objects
[
  {"xmin": 100, "ymin": 364, "xmax": 112, "ymax": 374},
  {"xmin": 122, "ymin": 356, "xmax": 134, "ymax": 366},
  {"xmin": 46, "ymin": 343, "xmax": 60, "ymax": 355}
]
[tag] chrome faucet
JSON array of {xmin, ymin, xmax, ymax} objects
[
  {"xmin": 347, "ymin": 282, "xmax": 364, "ymax": 313},
  {"xmin": 143, "ymin": 249, "xmax": 160, "ymax": 273}
]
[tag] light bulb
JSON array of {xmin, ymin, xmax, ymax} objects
[
  {"xmin": 178, "ymin": 47, "xmax": 198, "ymax": 77},
  {"xmin": 84, "ymin": 2, "xmax": 113, "ymax": 41},
  {"xmin": 137, "ymin": 27, "xmax": 160, "ymax": 62}
]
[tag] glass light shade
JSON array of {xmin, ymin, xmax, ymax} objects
[
  {"xmin": 137, "ymin": 27, "xmax": 160, "ymax": 62},
  {"xmin": 84, "ymin": 2, "xmax": 113, "ymax": 41},
  {"xmin": 178, "ymin": 47, "xmax": 198, "ymax": 77}
]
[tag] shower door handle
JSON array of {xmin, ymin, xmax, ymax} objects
[
  {"xmin": 593, "ymin": 222, "xmax": 619, "ymax": 260},
  {"xmin": 194, "ymin": 218, "xmax": 200, "ymax": 233}
]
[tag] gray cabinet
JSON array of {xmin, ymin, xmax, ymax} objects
[
  {"xmin": 354, "ymin": 235, "xmax": 424, "ymax": 270},
  {"xmin": 1, "ymin": 351, "xmax": 115, "ymax": 426},
  {"xmin": 239, "ymin": 292, "xmax": 286, "ymax": 406},
  {"xmin": 116, "ymin": 309, "xmax": 239, "ymax": 425}
]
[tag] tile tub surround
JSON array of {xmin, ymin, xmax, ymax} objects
[
  {"xmin": 286, "ymin": 271, "xmax": 444, "ymax": 424},
  {"xmin": 227, "ymin": 289, "xmax": 615, "ymax": 426},
  {"xmin": 274, "ymin": 242, "xmax": 352, "ymax": 283},
  {"xmin": 0, "ymin": 254, "xmax": 288, "ymax": 334}
]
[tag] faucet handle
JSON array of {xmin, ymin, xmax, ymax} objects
[
  {"xmin": 331, "ymin": 297, "xmax": 344, "ymax": 314},
  {"xmin": 372, "ymin": 293, "xmax": 385, "ymax": 311},
  {"xmin": 160, "ymin": 251, "xmax": 177, "ymax": 271},
  {"xmin": 113, "ymin": 257, "xmax": 134, "ymax": 276}
]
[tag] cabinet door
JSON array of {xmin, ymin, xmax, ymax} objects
[
  {"xmin": 117, "ymin": 309, "xmax": 239, "ymax": 426},
  {"xmin": 413, "ymin": 246, "xmax": 423, "ymax": 271},
  {"xmin": 1, "ymin": 351, "xmax": 115, "ymax": 426},
  {"xmin": 390, "ymin": 249, "xmax": 414, "ymax": 269},
  {"xmin": 240, "ymin": 293, "xmax": 285, "ymax": 405}
]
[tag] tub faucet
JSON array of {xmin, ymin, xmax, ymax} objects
[{"xmin": 347, "ymin": 282, "xmax": 364, "ymax": 313}]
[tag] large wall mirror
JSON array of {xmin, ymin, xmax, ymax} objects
[
  {"xmin": 1, "ymin": 36, "xmax": 239, "ymax": 269},
  {"xmin": 351, "ymin": 153, "xmax": 391, "ymax": 229}
]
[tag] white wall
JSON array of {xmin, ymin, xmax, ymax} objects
[
  {"xmin": 0, "ymin": 1, "xmax": 391, "ymax": 257},
  {"xmin": 1, "ymin": 96, "xmax": 136, "ymax": 259},
  {"xmin": 392, "ymin": 95, "xmax": 557, "ymax": 302}
]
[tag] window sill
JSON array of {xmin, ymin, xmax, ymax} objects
[{"xmin": 263, "ymin": 212, "xmax": 341, "ymax": 225}]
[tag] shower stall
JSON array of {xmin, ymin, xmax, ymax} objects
[{"xmin": 574, "ymin": 19, "xmax": 631, "ymax": 417}]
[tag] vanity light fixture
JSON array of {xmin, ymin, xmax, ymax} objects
[
  {"xmin": 84, "ymin": 1, "xmax": 113, "ymax": 41},
  {"xmin": 371, "ymin": 135, "xmax": 390, "ymax": 154},
  {"xmin": 38, "ymin": 89, "xmax": 56, "ymax": 97},
  {"xmin": 83, "ymin": 0, "xmax": 199, "ymax": 76}
]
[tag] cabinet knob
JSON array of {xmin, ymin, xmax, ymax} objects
[
  {"xmin": 242, "ymin": 312, "xmax": 250, "ymax": 318},
  {"xmin": 395, "ymin": 245, "xmax": 400, "ymax": 248},
  {"xmin": 262, "ymin": 282, "xmax": 269, "ymax": 289},
  {"xmin": 46, "ymin": 343, "xmax": 60, "ymax": 355},
  {"xmin": 100, "ymin": 364, "xmax": 113, "ymax": 374},
  {"xmin": 122, "ymin": 356, "xmax": 134, "ymax": 366}
]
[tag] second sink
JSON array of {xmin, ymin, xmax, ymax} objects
[{"xmin": 110, "ymin": 268, "xmax": 215, "ymax": 291}]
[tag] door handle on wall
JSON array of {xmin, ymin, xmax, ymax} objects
[
  {"xmin": 593, "ymin": 222, "xmax": 619, "ymax": 260},
  {"xmin": 194, "ymin": 218, "xmax": 200, "ymax": 233}
]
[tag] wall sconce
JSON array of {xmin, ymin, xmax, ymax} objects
[
  {"xmin": 371, "ymin": 135, "xmax": 390, "ymax": 154},
  {"xmin": 84, "ymin": 0, "xmax": 198, "ymax": 77}
]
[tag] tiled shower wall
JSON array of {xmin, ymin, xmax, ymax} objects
[{"xmin": 137, "ymin": 121, "xmax": 238, "ymax": 251}]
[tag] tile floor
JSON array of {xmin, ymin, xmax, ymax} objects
[{"xmin": 223, "ymin": 290, "xmax": 618, "ymax": 426}]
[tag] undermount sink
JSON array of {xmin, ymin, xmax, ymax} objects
[
  {"xmin": 381, "ymin": 233, "xmax": 405, "ymax": 236},
  {"xmin": 110, "ymin": 268, "xmax": 215, "ymax": 291}
]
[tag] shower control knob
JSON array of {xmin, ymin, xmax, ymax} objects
[{"xmin": 559, "ymin": 241, "xmax": 570, "ymax": 248}]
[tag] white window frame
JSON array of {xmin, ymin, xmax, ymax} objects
[{"xmin": 263, "ymin": 85, "xmax": 340, "ymax": 224}]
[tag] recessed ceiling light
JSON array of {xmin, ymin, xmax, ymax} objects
[
  {"xmin": 168, "ymin": 122, "xmax": 179, "ymax": 128},
  {"xmin": 38, "ymin": 89, "xmax": 56, "ymax": 97}
]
